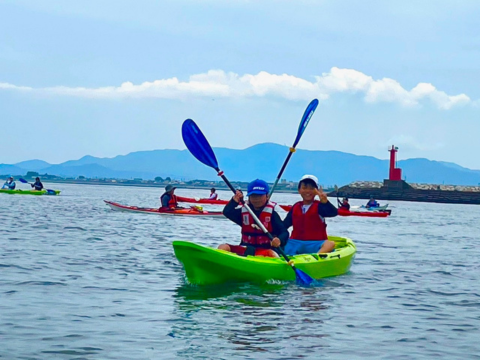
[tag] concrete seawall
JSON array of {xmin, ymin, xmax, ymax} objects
[{"xmin": 328, "ymin": 180, "xmax": 480, "ymax": 205}]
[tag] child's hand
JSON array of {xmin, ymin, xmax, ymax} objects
[
  {"xmin": 315, "ymin": 186, "xmax": 328, "ymax": 203},
  {"xmin": 271, "ymin": 237, "xmax": 281, "ymax": 247},
  {"xmin": 233, "ymin": 190, "xmax": 244, "ymax": 203}
]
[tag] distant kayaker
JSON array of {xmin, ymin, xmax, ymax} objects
[
  {"xmin": 365, "ymin": 196, "xmax": 380, "ymax": 208},
  {"xmin": 206, "ymin": 187, "xmax": 218, "ymax": 200},
  {"xmin": 2, "ymin": 176, "xmax": 16, "ymax": 190},
  {"xmin": 160, "ymin": 184, "xmax": 183, "ymax": 210},
  {"xmin": 283, "ymin": 175, "xmax": 337, "ymax": 255},
  {"xmin": 338, "ymin": 197, "xmax": 350, "ymax": 210},
  {"xmin": 31, "ymin": 177, "xmax": 44, "ymax": 191},
  {"xmin": 220, "ymin": 179, "xmax": 288, "ymax": 258}
]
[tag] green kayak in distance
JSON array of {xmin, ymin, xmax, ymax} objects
[
  {"xmin": 173, "ymin": 236, "xmax": 356, "ymax": 286},
  {"xmin": 0, "ymin": 189, "xmax": 61, "ymax": 196}
]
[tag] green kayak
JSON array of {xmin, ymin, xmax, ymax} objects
[
  {"xmin": 173, "ymin": 236, "xmax": 356, "ymax": 285},
  {"xmin": 0, "ymin": 189, "xmax": 61, "ymax": 196}
]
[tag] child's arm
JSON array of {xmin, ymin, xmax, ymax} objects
[
  {"xmin": 318, "ymin": 201, "xmax": 338, "ymax": 217},
  {"xmin": 272, "ymin": 212, "xmax": 289, "ymax": 247},
  {"xmin": 222, "ymin": 198, "xmax": 243, "ymax": 226},
  {"xmin": 314, "ymin": 188, "xmax": 338, "ymax": 217},
  {"xmin": 282, "ymin": 210, "xmax": 293, "ymax": 229}
]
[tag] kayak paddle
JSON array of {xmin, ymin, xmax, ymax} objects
[
  {"xmin": 19, "ymin": 178, "xmax": 56, "ymax": 195},
  {"xmin": 268, "ymin": 99, "xmax": 319, "ymax": 198},
  {"xmin": 334, "ymin": 185, "xmax": 340, "ymax": 208},
  {"xmin": 182, "ymin": 119, "xmax": 314, "ymax": 286}
]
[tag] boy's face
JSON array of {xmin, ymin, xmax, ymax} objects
[
  {"xmin": 248, "ymin": 193, "xmax": 267, "ymax": 209},
  {"xmin": 298, "ymin": 183, "xmax": 317, "ymax": 201}
]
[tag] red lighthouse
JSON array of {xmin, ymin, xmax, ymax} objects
[{"xmin": 389, "ymin": 145, "xmax": 402, "ymax": 181}]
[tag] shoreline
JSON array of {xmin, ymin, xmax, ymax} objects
[{"xmin": 41, "ymin": 179, "xmax": 300, "ymax": 193}]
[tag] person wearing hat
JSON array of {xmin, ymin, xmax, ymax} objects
[
  {"xmin": 31, "ymin": 177, "xmax": 44, "ymax": 191},
  {"xmin": 206, "ymin": 187, "xmax": 218, "ymax": 200},
  {"xmin": 365, "ymin": 195, "xmax": 380, "ymax": 208},
  {"xmin": 2, "ymin": 176, "xmax": 16, "ymax": 190},
  {"xmin": 283, "ymin": 174, "xmax": 338, "ymax": 255},
  {"xmin": 220, "ymin": 179, "xmax": 289, "ymax": 258},
  {"xmin": 159, "ymin": 184, "xmax": 182, "ymax": 210},
  {"xmin": 338, "ymin": 197, "xmax": 350, "ymax": 210}
]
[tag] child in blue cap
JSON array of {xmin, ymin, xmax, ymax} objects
[{"xmin": 220, "ymin": 179, "xmax": 288, "ymax": 257}]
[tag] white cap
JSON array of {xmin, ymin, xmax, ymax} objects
[{"xmin": 299, "ymin": 174, "xmax": 319, "ymax": 188}]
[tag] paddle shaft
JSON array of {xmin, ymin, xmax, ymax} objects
[
  {"xmin": 268, "ymin": 150, "xmax": 294, "ymax": 198},
  {"xmin": 268, "ymin": 99, "xmax": 318, "ymax": 199}
]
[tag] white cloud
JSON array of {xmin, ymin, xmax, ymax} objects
[
  {"xmin": 0, "ymin": 82, "xmax": 32, "ymax": 91},
  {"xmin": 0, "ymin": 67, "xmax": 475, "ymax": 109}
]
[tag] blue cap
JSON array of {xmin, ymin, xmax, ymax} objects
[{"xmin": 247, "ymin": 179, "xmax": 269, "ymax": 196}]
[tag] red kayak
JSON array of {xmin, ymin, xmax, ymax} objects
[
  {"xmin": 104, "ymin": 200, "xmax": 225, "ymax": 217},
  {"xmin": 338, "ymin": 208, "xmax": 391, "ymax": 217},
  {"xmin": 279, "ymin": 204, "xmax": 391, "ymax": 217},
  {"xmin": 176, "ymin": 195, "xmax": 229, "ymax": 205}
]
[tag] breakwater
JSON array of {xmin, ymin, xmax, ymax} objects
[{"xmin": 329, "ymin": 180, "xmax": 480, "ymax": 205}]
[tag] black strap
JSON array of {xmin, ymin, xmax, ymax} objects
[{"xmin": 244, "ymin": 245, "xmax": 256, "ymax": 257}]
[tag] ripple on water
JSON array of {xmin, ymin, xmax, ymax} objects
[{"xmin": 1, "ymin": 185, "xmax": 480, "ymax": 359}]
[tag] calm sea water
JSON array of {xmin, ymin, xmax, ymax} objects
[{"xmin": 1, "ymin": 183, "xmax": 479, "ymax": 359}]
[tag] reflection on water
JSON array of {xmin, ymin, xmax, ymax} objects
[
  {"xmin": 1, "ymin": 183, "xmax": 480, "ymax": 359},
  {"xmin": 171, "ymin": 281, "xmax": 333, "ymax": 357}
]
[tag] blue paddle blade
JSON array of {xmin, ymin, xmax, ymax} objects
[
  {"xmin": 295, "ymin": 268, "xmax": 314, "ymax": 286},
  {"xmin": 182, "ymin": 119, "xmax": 219, "ymax": 170},
  {"xmin": 293, "ymin": 99, "xmax": 318, "ymax": 147},
  {"xmin": 19, "ymin": 178, "xmax": 28, "ymax": 184}
]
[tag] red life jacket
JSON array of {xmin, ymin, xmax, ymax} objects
[
  {"xmin": 160, "ymin": 193, "xmax": 178, "ymax": 208},
  {"xmin": 241, "ymin": 202, "xmax": 275, "ymax": 248},
  {"xmin": 210, "ymin": 193, "xmax": 218, "ymax": 200},
  {"xmin": 291, "ymin": 201, "xmax": 328, "ymax": 241}
]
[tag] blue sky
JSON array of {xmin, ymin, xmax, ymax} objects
[{"xmin": 1, "ymin": 0, "xmax": 480, "ymax": 168}]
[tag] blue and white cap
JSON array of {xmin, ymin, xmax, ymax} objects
[{"xmin": 247, "ymin": 179, "xmax": 269, "ymax": 196}]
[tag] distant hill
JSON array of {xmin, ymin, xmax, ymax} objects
[
  {"xmin": 2, "ymin": 143, "xmax": 480, "ymax": 186},
  {"xmin": 14, "ymin": 159, "xmax": 51, "ymax": 171},
  {"xmin": 39, "ymin": 163, "xmax": 158, "ymax": 179},
  {"xmin": 0, "ymin": 164, "xmax": 26, "ymax": 176}
]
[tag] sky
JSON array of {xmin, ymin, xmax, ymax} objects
[{"xmin": 1, "ymin": 0, "xmax": 480, "ymax": 168}]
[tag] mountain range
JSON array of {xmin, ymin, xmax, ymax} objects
[{"xmin": 2, "ymin": 143, "xmax": 480, "ymax": 186}]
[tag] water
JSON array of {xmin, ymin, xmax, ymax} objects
[{"xmin": 1, "ymin": 183, "xmax": 479, "ymax": 359}]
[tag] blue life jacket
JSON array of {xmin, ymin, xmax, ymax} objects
[{"xmin": 3, "ymin": 181, "xmax": 15, "ymax": 190}]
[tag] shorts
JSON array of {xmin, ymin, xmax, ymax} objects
[
  {"xmin": 284, "ymin": 239, "xmax": 325, "ymax": 255},
  {"xmin": 227, "ymin": 245, "xmax": 278, "ymax": 258}
]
